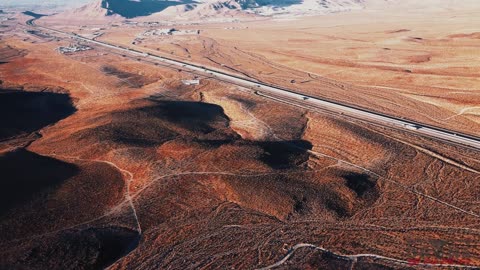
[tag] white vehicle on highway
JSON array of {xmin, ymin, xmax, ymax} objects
[{"xmin": 404, "ymin": 123, "xmax": 420, "ymax": 130}]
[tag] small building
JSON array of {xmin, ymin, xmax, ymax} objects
[
  {"xmin": 182, "ymin": 79, "xmax": 200, "ymax": 86},
  {"xmin": 57, "ymin": 44, "xmax": 93, "ymax": 54}
]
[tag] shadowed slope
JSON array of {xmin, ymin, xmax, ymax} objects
[
  {"xmin": 102, "ymin": 0, "xmax": 197, "ymax": 18},
  {"xmin": 0, "ymin": 90, "xmax": 76, "ymax": 140},
  {"xmin": 0, "ymin": 149, "xmax": 78, "ymax": 215}
]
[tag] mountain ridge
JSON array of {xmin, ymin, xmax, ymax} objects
[
  {"xmin": 49, "ymin": 0, "xmax": 377, "ymax": 21},
  {"xmin": 45, "ymin": 0, "xmax": 479, "ymax": 22}
]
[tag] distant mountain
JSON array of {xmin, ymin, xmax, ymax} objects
[
  {"xmin": 63, "ymin": 0, "xmax": 370, "ymax": 20},
  {"xmin": 237, "ymin": 0, "xmax": 369, "ymax": 15},
  {"xmin": 43, "ymin": 0, "xmax": 122, "ymax": 22},
  {"xmin": 48, "ymin": 0, "xmax": 477, "ymax": 22}
]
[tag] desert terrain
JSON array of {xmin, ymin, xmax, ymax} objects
[
  {"xmin": 80, "ymin": 6, "xmax": 480, "ymax": 137},
  {"xmin": 1, "ymin": 1, "xmax": 480, "ymax": 269}
]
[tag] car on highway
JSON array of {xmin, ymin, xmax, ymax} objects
[{"xmin": 404, "ymin": 123, "xmax": 420, "ymax": 130}]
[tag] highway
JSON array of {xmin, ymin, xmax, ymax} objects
[{"xmin": 26, "ymin": 19, "xmax": 480, "ymax": 151}]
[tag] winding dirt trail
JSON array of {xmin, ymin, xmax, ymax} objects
[{"xmin": 256, "ymin": 243, "xmax": 480, "ymax": 270}]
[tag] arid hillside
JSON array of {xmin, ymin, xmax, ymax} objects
[{"xmin": 1, "ymin": 4, "xmax": 480, "ymax": 270}]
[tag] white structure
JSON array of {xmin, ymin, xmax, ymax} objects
[
  {"xmin": 182, "ymin": 79, "xmax": 200, "ymax": 86},
  {"xmin": 57, "ymin": 44, "xmax": 92, "ymax": 54},
  {"xmin": 404, "ymin": 124, "xmax": 420, "ymax": 131}
]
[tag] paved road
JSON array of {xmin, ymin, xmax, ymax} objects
[{"xmin": 27, "ymin": 19, "xmax": 480, "ymax": 150}]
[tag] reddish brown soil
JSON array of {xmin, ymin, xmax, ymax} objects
[{"xmin": 1, "ymin": 11, "xmax": 480, "ymax": 269}]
